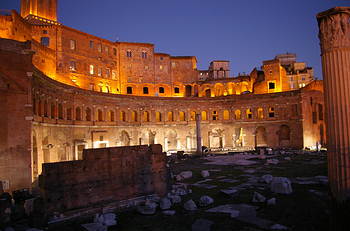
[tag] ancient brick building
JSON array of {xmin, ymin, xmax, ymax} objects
[{"xmin": 0, "ymin": 0, "xmax": 325, "ymax": 192}]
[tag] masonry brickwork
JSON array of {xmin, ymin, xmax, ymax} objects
[{"xmin": 39, "ymin": 144, "xmax": 167, "ymax": 212}]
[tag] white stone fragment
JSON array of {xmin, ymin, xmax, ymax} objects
[
  {"xmin": 199, "ymin": 196, "xmax": 214, "ymax": 207},
  {"xmin": 252, "ymin": 192, "xmax": 266, "ymax": 203},
  {"xmin": 270, "ymin": 177, "xmax": 293, "ymax": 194},
  {"xmin": 261, "ymin": 174, "xmax": 274, "ymax": 184},
  {"xmin": 160, "ymin": 197, "xmax": 172, "ymax": 210},
  {"xmin": 184, "ymin": 199, "xmax": 197, "ymax": 211},
  {"xmin": 267, "ymin": 198, "xmax": 276, "ymax": 205},
  {"xmin": 162, "ymin": 210, "xmax": 176, "ymax": 216},
  {"xmin": 201, "ymin": 170, "xmax": 210, "ymax": 178}
]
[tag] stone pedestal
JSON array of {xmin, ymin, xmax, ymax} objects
[{"xmin": 317, "ymin": 7, "xmax": 350, "ymax": 201}]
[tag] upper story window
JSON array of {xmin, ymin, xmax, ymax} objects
[
  {"xmin": 172, "ymin": 62, "xmax": 176, "ymax": 68},
  {"xmin": 41, "ymin": 37, "xmax": 50, "ymax": 47},
  {"xmin": 97, "ymin": 44, "xmax": 102, "ymax": 52},
  {"xmin": 160, "ymin": 65, "xmax": 163, "ymax": 70},
  {"xmin": 113, "ymin": 48, "xmax": 117, "ymax": 56},
  {"xmin": 89, "ymin": 65, "xmax": 94, "ymax": 75},
  {"xmin": 174, "ymin": 87, "xmax": 180, "ymax": 94},
  {"xmin": 143, "ymin": 87, "xmax": 149, "ymax": 94},
  {"xmin": 212, "ymin": 111, "xmax": 218, "ymax": 120},
  {"xmin": 268, "ymin": 107, "xmax": 275, "ymax": 118},
  {"xmin": 126, "ymin": 50, "xmax": 132, "ymax": 58},
  {"xmin": 89, "ymin": 40, "xmax": 94, "ymax": 48},
  {"xmin": 142, "ymin": 51, "xmax": 147, "ymax": 59},
  {"xmin": 69, "ymin": 61, "xmax": 76, "ymax": 71},
  {"xmin": 42, "ymin": 30, "xmax": 48, "ymax": 34},
  {"xmin": 70, "ymin": 40, "xmax": 76, "ymax": 50},
  {"xmin": 160, "ymin": 57, "xmax": 164, "ymax": 61},
  {"xmin": 268, "ymin": 82, "xmax": 275, "ymax": 90},
  {"xmin": 159, "ymin": 87, "xmax": 165, "ymax": 94},
  {"xmin": 127, "ymin": 86, "xmax": 133, "ymax": 94},
  {"xmin": 112, "ymin": 70, "xmax": 117, "ymax": 79}
]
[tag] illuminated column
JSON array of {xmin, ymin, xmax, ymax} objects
[
  {"xmin": 195, "ymin": 113, "xmax": 202, "ymax": 154},
  {"xmin": 317, "ymin": 7, "xmax": 350, "ymax": 202}
]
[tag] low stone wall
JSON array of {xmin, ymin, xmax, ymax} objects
[{"xmin": 39, "ymin": 144, "xmax": 168, "ymax": 212}]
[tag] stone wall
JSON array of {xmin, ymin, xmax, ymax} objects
[{"xmin": 39, "ymin": 144, "xmax": 168, "ymax": 212}]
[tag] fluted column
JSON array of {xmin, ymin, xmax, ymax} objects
[{"xmin": 317, "ymin": 7, "xmax": 350, "ymax": 202}]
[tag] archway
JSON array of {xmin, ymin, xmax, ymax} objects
[
  {"xmin": 278, "ymin": 125, "xmax": 291, "ymax": 146},
  {"xmin": 256, "ymin": 126, "xmax": 267, "ymax": 147},
  {"xmin": 205, "ymin": 89, "xmax": 211, "ymax": 97},
  {"xmin": 120, "ymin": 131, "xmax": 131, "ymax": 146},
  {"xmin": 185, "ymin": 85, "xmax": 192, "ymax": 97}
]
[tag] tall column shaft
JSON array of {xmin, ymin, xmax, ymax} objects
[
  {"xmin": 195, "ymin": 113, "xmax": 202, "ymax": 154},
  {"xmin": 317, "ymin": 7, "xmax": 350, "ymax": 202}
]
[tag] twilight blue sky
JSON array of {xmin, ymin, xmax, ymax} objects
[{"xmin": 2, "ymin": 0, "xmax": 349, "ymax": 78}]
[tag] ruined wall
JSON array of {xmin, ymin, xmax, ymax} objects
[
  {"xmin": 39, "ymin": 145, "xmax": 167, "ymax": 212},
  {"xmin": 0, "ymin": 39, "xmax": 34, "ymax": 193}
]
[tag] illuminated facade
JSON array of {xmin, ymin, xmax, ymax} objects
[{"xmin": 0, "ymin": 0, "xmax": 324, "ymax": 192}]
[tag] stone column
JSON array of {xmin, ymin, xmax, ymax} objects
[
  {"xmin": 195, "ymin": 113, "xmax": 202, "ymax": 154},
  {"xmin": 317, "ymin": 7, "xmax": 350, "ymax": 202}
]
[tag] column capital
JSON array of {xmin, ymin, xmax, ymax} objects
[{"xmin": 317, "ymin": 7, "xmax": 350, "ymax": 53}]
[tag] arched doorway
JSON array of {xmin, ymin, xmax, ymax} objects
[
  {"xmin": 120, "ymin": 131, "xmax": 131, "ymax": 146},
  {"xmin": 256, "ymin": 126, "xmax": 267, "ymax": 147},
  {"xmin": 278, "ymin": 125, "xmax": 291, "ymax": 147},
  {"xmin": 205, "ymin": 89, "xmax": 211, "ymax": 97}
]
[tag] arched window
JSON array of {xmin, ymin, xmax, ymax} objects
[
  {"xmin": 268, "ymin": 107, "xmax": 275, "ymax": 118},
  {"xmin": 86, "ymin": 107, "xmax": 91, "ymax": 121},
  {"xmin": 212, "ymin": 111, "xmax": 218, "ymax": 120},
  {"xmin": 66, "ymin": 108, "xmax": 72, "ymax": 120},
  {"xmin": 109, "ymin": 110, "xmax": 115, "ymax": 122},
  {"xmin": 143, "ymin": 111, "xmax": 150, "ymax": 122},
  {"xmin": 234, "ymin": 110, "xmax": 241, "ymax": 120},
  {"xmin": 179, "ymin": 111, "xmax": 185, "ymax": 121},
  {"xmin": 257, "ymin": 108, "xmax": 264, "ymax": 119},
  {"xmin": 223, "ymin": 110, "xmax": 230, "ymax": 120},
  {"xmin": 167, "ymin": 111, "xmax": 174, "ymax": 121},
  {"xmin": 201, "ymin": 111, "xmax": 207, "ymax": 121},
  {"xmin": 246, "ymin": 108, "xmax": 253, "ymax": 119},
  {"xmin": 120, "ymin": 111, "xmax": 126, "ymax": 122},
  {"xmin": 131, "ymin": 111, "xmax": 137, "ymax": 122},
  {"xmin": 58, "ymin": 104, "xmax": 63, "ymax": 119},
  {"xmin": 44, "ymin": 101, "xmax": 48, "ymax": 117},
  {"xmin": 190, "ymin": 111, "xmax": 196, "ymax": 121},
  {"xmin": 156, "ymin": 111, "xmax": 162, "ymax": 122},
  {"xmin": 98, "ymin": 109, "xmax": 103, "ymax": 121},
  {"xmin": 76, "ymin": 107, "xmax": 81, "ymax": 121},
  {"xmin": 51, "ymin": 103, "xmax": 56, "ymax": 119}
]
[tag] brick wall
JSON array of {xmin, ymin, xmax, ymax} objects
[{"xmin": 39, "ymin": 144, "xmax": 168, "ymax": 212}]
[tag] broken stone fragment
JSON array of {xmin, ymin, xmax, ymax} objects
[
  {"xmin": 159, "ymin": 197, "xmax": 172, "ymax": 210},
  {"xmin": 260, "ymin": 174, "xmax": 274, "ymax": 184},
  {"xmin": 199, "ymin": 196, "xmax": 214, "ymax": 207},
  {"xmin": 184, "ymin": 199, "xmax": 197, "ymax": 211},
  {"xmin": 167, "ymin": 194, "xmax": 181, "ymax": 203},
  {"xmin": 270, "ymin": 177, "xmax": 293, "ymax": 194},
  {"xmin": 201, "ymin": 170, "xmax": 210, "ymax": 178},
  {"xmin": 252, "ymin": 192, "xmax": 266, "ymax": 203},
  {"xmin": 176, "ymin": 171, "xmax": 193, "ymax": 181},
  {"xmin": 162, "ymin": 210, "xmax": 176, "ymax": 216},
  {"xmin": 266, "ymin": 159, "xmax": 279, "ymax": 165},
  {"xmin": 136, "ymin": 201, "xmax": 157, "ymax": 215},
  {"xmin": 267, "ymin": 198, "xmax": 276, "ymax": 205}
]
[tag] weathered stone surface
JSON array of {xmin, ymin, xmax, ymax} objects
[
  {"xmin": 270, "ymin": 224, "xmax": 288, "ymax": 230},
  {"xmin": 252, "ymin": 192, "xmax": 266, "ymax": 203},
  {"xmin": 176, "ymin": 171, "xmax": 193, "ymax": 181},
  {"xmin": 270, "ymin": 177, "xmax": 292, "ymax": 194},
  {"xmin": 184, "ymin": 200, "xmax": 197, "ymax": 211},
  {"xmin": 136, "ymin": 201, "xmax": 157, "ymax": 215},
  {"xmin": 167, "ymin": 194, "xmax": 181, "ymax": 204},
  {"xmin": 266, "ymin": 159, "xmax": 279, "ymax": 165},
  {"xmin": 267, "ymin": 198, "xmax": 276, "ymax": 205},
  {"xmin": 201, "ymin": 170, "xmax": 210, "ymax": 178},
  {"xmin": 199, "ymin": 196, "xmax": 214, "ymax": 207},
  {"xmin": 159, "ymin": 198, "xmax": 172, "ymax": 210},
  {"xmin": 162, "ymin": 210, "xmax": 176, "ymax": 216},
  {"xmin": 260, "ymin": 175, "xmax": 273, "ymax": 184}
]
